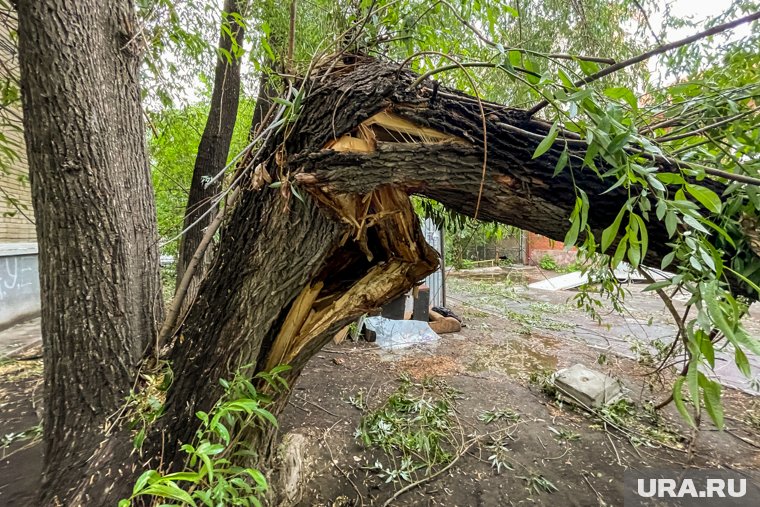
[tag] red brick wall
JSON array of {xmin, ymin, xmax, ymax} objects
[{"xmin": 526, "ymin": 232, "xmax": 577, "ymax": 266}]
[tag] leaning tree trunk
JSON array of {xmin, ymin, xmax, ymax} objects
[
  {"xmin": 147, "ymin": 56, "xmax": 760, "ymax": 492},
  {"xmin": 175, "ymin": 0, "xmax": 245, "ymax": 304},
  {"xmin": 17, "ymin": 0, "xmax": 162, "ymax": 504}
]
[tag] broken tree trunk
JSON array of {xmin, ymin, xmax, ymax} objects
[
  {"xmin": 78, "ymin": 56, "xmax": 760, "ymax": 503},
  {"xmin": 158, "ymin": 52, "xmax": 760, "ymax": 482}
]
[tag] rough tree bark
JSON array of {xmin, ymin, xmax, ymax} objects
[
  {"xmin": 21, "ymin": 22, "xmax": 760, "ymax": 501},
  {"xmin": 149, "ymin": 56, "xmax": 760, "ymax": 491},
  {"xmin": 175, "ymin": 0, "xmax": 246, "ymax": 302},
  {"xmin": 17, "ymin": 0, "xmax": 162, "ymax": 503}
]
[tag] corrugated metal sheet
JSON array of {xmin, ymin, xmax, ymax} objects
[{"xmin": 422, "ymin": 218, "xmax": 445, "ymax": 307}]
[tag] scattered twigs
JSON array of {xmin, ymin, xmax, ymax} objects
[
  {"xmin": 582, "ymin": 470, "xmax": 607, "ymax": 506},
  {"xmin": 527, "ymin": 10, "xmax": 760, "ymax": 117},
  {"xmin": 724, "ymin": 428, "xmax": 760, "ymax": 449},
  {"xmin": 381, "ymin": 431, "xmax": 496, "ymax": 507},
  {"xmin": 605, "ymin": 426, "xmax": 623, "ymax": 467},
  {"xmin": 294, "ymin": 395, "xmax": 342, "ymax": 419}
]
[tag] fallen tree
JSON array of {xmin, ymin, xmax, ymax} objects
[
  {"xmin": 146, "ymin": 56, "xmax": 760, "ymax": 500},
  {"xmin": 18, "ymin": 1, "xmax": 760, "ymax": 501}
]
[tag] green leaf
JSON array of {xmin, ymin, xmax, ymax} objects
[
  {"xmin": 699, "ymin": 216, "xmax": 735, "ymax": 247},
  {"xmin": 532, "ymin": 122, "xmax": 559, "ymax": 159},
  {"xmin": 508, "ymin": 50, "xmax": 521, "ymax": 68},
  {"xmin": 643, "ymin": 280, "xmax": 671, "ymax": 292},
  {"xmin": 253, "ymin": 407, "xmax": 278, "ymax": 427},
  {"xmin": 246, "ymin": 468, "xmax": 268, "ymax": 490},
  {"xmin": 633, "ymin": 214, "xmax": 648, "ymax": 262},
  {"xmin": 612, "ymin": 235, "xmax": 628, "ymax": 268},
  {"xmin": 199, "ymin": 452, "xmax": 214, "ymax": 482},
  {"xmin": 735, "ymin": 347, "xmax": 751, "ymax": 377},
  {"xmin": 655, "ymin": 200, "xmax": 667, "ymax": 222},
  {"xmin": 133, "ymin": 470, "xmax": 159, "ymax": 495},
  {"xmin": 523, "ymin": 57, "xmax": 541, "ymax": 84},
  {"xmin": 627, "ymin": 240, "xmax": 641, "ymax": 268},
  {"xmin": 698, "ymin": 374, "xmax": 723, "ymax": 429},
  {"xmin": 564, "ymin": 216, "xmax": 580, "ymax": 247},
  {"xmin": 557, "ymin": 68, "xmax": 574, "ymax": 88},
  {"xmin": 685, "ymin": 184, "xmax": 722, "ymax": 214},
  {"xmin": 604, "ymin": 86, "xmax": 638, "ymax": 112},
  {"xmin": 686, "ymin": 361, "xmax": 699, "ymax": 411},
  {"xmin": 731, "ymin": 328, "xmax": 760, "ymax": 357},
  {"xmin": 140, "ymin": 483, "xmax": 196, "ymax": 506},
  {"xmin": 672, "ymin": 377, "xmax": 695, "ymax": 427},
  {"xmin": 683, "ymin": 214, "xmax": 709, "ymax": 234},
  {"xmin": 553, "ymin": 149, "xmax": 568, "ymax": 176},
  {"xmin": 577, "ymin": 59, "xmax": 600, "ymax": 76},
  {"xmin": 704, "ymin": 286, "xmax": 735, "ymax": 343},
  {"xmin": 664, "ymin": 212, "xmax": 678, "ymax": 237},
  {"xmin": 696, "ymin": 330, "xmax": 715, "ymax": 368},
  {"xmin": 661, "ymin": 251, "xmax": 676, "ymax": 269},
  {"xmin": 601, "ymin": 207, "xmax": 626, "ymax": 252},
  {"xmin": 656, "ymin": 173, "xmax": 685, "ymax": 185}
]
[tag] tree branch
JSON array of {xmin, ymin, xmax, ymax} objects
[{"xmin": 527, "ymin": 10, "xmax": 760, "ymax": 117}]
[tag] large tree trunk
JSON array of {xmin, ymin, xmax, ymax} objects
[
  {"xmin": 175, "ymin": 0, "xmax": 245, "ymax": 304},
  {"xmin": 149, "ymin": 56, "xmax": 760, "ymax": 484},
  {"xmin": 17, "ymin": 0, "xmax": 162, "ymax": 503}
]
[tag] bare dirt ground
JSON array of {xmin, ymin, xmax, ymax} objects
[{"xmin": 1, "ymin": 269, "xmax": 760, "ymax": 506}]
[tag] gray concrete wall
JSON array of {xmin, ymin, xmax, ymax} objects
[{"xmin": 0, "ymin": 243, "xmax": 40, "ymax": 329}]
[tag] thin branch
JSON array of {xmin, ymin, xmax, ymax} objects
[
  {"xmin": 655, "ymin": 107, "xmax": 759, "ymax": 143},
  {"xmin": 409, "ymin": 61, "xmax": 540, "ymax": 88},
  {"xmin": 157, "ymin": 187, "xmax": 240, "ymax": 349},
  {"xmin": 0, "ymin": 184, "xmax": 35, "ymax": 225},
  {"xmin": 407, "ymin": 0, "xmax": 615, "ymax": 64},
  {"xmin": 631, "ymin": 0, "xmax": 663, "ymax": 44},
  {"xmin": 287, "ymin": 0, "xmax": 296, "ymax": 73},
  {"xmin": 527, "ymin": 10, "xmax": 760, "ymax": 117}
]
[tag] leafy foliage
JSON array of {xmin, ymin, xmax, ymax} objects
[
  {"xmin": 119, "ymin": 365, "xmax": 290, "ymax": 507},
  {"xmin": 149, "ymin": 99, "xmax": 255, "ymax": 255},
  {"xmin": 356, "ymin": 375, "xmax": 459, "ymax": 483}
]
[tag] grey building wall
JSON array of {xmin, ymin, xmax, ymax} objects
[{"xmin": 0, "ymin": 243, "xmax": 40, "ymax": 329}]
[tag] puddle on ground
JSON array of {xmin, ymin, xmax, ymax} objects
[{"xmin": 468, "ymin": 334, "xmax": 560, "ymax": 378}]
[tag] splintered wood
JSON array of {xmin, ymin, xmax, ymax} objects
[
  {"xmin": 323, "ymin": 110, "xmax": 466, "ymax": 152},
  {"xmin": 261, "ymin": 112, "xmax": 455, "ymax": 370}
]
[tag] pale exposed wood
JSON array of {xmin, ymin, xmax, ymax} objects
[
  {"xmin": 265, "ymin": 281, "xmax": 324, "ymax": 369},
  {"xmin": 322, "ymin": 110, "xmax": 466, "ymax": 155},
  {"xmin": 260, "ymin": 186, "xmax": 439, "ymax": 370},
  {"xmin": 332, "ymin": 326, "xmax": 350, "ymax": 345},
  {"xmin": 364, "ymin": 111, "xmax": 463, "ymax": 143},
  {"xmin": 324, "ymin": 134, "xmax": 374, "ymax": 152}
]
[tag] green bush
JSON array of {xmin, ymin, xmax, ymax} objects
[{"xmin": 538, "ymin": 254, "xmax": 559, "ymax": 271}]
